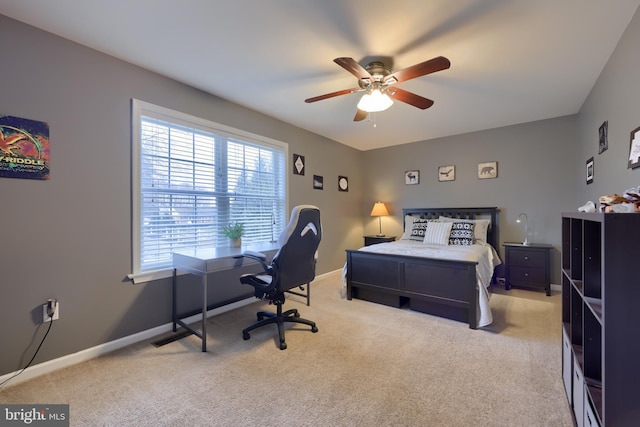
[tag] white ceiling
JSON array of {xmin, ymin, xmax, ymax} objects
[{"xmin": 1, "ymin": 1, "xmax": 639, "ymax": 151}]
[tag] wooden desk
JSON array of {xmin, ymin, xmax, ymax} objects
[{"xmin": 172, "ymin": 243, "xmax": 279, "ymax": 352}]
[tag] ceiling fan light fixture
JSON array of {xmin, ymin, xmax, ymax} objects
[{"xmin": 357, "ymin": 89, "xmax": 393, "ymax": 113}]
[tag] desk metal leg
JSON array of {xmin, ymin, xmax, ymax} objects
[
  {"xmin": 201, "ymin": 274, "xmax": 207, "ymax": 352},
  {"xmin": 172, "ymin": 268, "xmax": 177, "ymax": 332}
]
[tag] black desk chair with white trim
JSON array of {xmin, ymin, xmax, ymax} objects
[{"xmin": 239, "ymin": 205, "xmax": 321, "ymax": 350}]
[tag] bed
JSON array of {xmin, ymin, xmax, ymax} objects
[{"xmin": 345, "ymin": 207, "xmax": 501, "ymax": 328}]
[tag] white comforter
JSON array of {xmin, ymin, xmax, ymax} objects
[{"xmin": 347, "ymin": 241, "xmax": 501, "ymax": 327}]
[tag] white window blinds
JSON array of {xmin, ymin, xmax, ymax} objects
[{"xmin": 131, "ymin": 100, "xmax": 287, "ymax": 279}]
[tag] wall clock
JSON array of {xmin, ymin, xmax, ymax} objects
[{"xmin": 338, "ymin": 176, "xmax": 349, "ymax": 192}]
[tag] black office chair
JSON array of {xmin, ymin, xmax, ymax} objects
[{"xmin": 239, "ymin": 205, "xmax": 321, "ymax": 350}]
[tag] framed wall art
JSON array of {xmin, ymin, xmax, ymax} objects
[
  {"xmin": 313, "ymin": 175, "xmax": 323, "ymax": 190},
  {"xmin": 629, "ymin": 126, "xmax": 640, "ymax": 169},
  {"xmin": 338, "ymin": 175, "xmax": 348, "ymax": 192},
  {"xmin": 438, "ymin": 165, "xmax": 455, "ymax": 182},
  {"xmin": 0, "ymin": 115, "xmax": 50, "ymax": 180},
  {"xmin": 293, "ymin": 153, "xmax": 305, "ymax": 175},
  {"xmin": 477, "ymin": 161, "xmax": 498, "ymax": 179},
  {"xmin": 599, "ymin": 121, "xmax": 608, "ymax": 154},
  {"xmin": 586, "ymin": 157, "xmax": 594, "ymax": 184},
  {"xmin": 405, "ymin": 170, "xmax": 419, "ymax": 185}
]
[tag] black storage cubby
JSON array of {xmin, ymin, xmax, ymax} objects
[{"xmin": 561, "ymin": 212, "xmax": 640, "ymax": 427}]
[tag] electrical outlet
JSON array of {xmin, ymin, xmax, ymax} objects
[{"xmin": 43, "ymin": 300, "xmax": 59, "ymax": 322}]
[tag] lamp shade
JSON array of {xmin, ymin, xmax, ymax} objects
[
  {"xmin": 357, "ymin": 89, "xmax": 394, "ymax": 113},
  {"xmin": 370, "ymin": 202, "xmax": 389, "ymax": 217}
]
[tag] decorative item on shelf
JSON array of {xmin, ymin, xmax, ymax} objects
[
  {"xmin": 370, "ymin": 202, "xmax": 389, "ymax": 236},
  {"xmin": 517, "ymin": 212, "xmax": 529, "ymax": 246},
  {"xmin": 223, "ymin": 222, "xmax": 245, "ymax": 248},
  {"xmin": 598, "ymin": 191, "xmax": 640, "ymax": 212},
  {"xmin": 578, "ymin": 201, "xmax": 596, "ymax": 213}
]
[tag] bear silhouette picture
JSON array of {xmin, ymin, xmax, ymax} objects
[
  {"xmin": 480, "ymin": 166, "xmax": 494, "ymax": 175},
  {"xmin": 478, "ymin": 162, "xmax": 497, "ymax": 179}
]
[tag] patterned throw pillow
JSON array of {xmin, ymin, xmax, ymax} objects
[
  {"xmin": 409, "ymin": 219, "xmax": 433, "ymax": 241},
  {"xmin": 449, "ymin": 221, "xmax": 475, "ymax": 245}
]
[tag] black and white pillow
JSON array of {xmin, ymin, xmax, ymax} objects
[
  {"xmin": 409, "ymin": 219, "xmax": 433, "ymax": 241},
  {"xmin": 448, "ymin": 221, "xmax": 474, "ymax": 245}
]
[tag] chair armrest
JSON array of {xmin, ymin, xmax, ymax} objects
[
  {"xmin": 243, "ymin": 250, "xmax": 266, "ymax": 262},
  {"xmin": 241, "ymin": 250, "xmax": 271, "ymax": 272}
]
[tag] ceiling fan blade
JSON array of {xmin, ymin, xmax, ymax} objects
[
  {"xmin": 334, "ymin": 57, "xmax": 372, "ymax": 80},
  {"xmin": 305, "ymin": 88, "xmax": 360, "ymax": 103},
  {"xmin": 353, "ymin": 109, "xmax": 368, "ymax": 121},
  {"xmin": 387, "ymin": 87, "xmax": 434, "ymax": 109},
  {"xmin": 383, "ymin": 56, "xmax": 450, "ymax": 84}
]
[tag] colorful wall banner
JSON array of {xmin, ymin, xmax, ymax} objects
[{"xmin": 0, "ymin": 115, "xmax": 50, "ymax": 180}]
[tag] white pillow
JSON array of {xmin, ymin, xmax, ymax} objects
[
  {"xmin": 400, "ymin": 215, "xmax": 417, "ymax": 240},
  {"xmin": 439, "ymin": 216, "xmax": 490, "ymax": 245},
  {"xmin": 422, "ymin": 221, "xmax": 452, "ymax": 245}
]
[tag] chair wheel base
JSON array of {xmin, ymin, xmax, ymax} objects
[
  {"xmin": 279, "ymin": 342, "xmax": 287, "ymax": 350},
  {"xmin": 243, "ymin": 332, "xmax": 250, "ymax": 340},
  {"xmin": 311, "ymin": 326, "xmax": 318, "ymax": 333}
]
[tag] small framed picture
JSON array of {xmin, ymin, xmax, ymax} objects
[
  {"xmin": 628, "ymin": 126, "xmax": 640, "ymax": 169},
  {"xmin": 293, "ymin": 153, "xmax": 305, "ymax": 175},
  {"xmin": 405, "ymin": 170, "xmax": 419, "ymax": 185},
  {"xmin": 338, "ymin": 176, "xmax": 349, "ymax": 192},
  {"xmin": 478, "ymin": 161, "xmax": 498, "ymax": 179},
  {"xmin": 313, "ymin": 175, "xmax": 323, "ymax": 190},
  {"xmin": 598, "ymin": 121, "xmax": 608, "ymax": 154},
  {"xmin": 586, "ymin": 157, "xmax": 594, "ymax": 184},
  {"xmin": 438, "ymin": 165, "xmax": 455, "ymax": 182}
]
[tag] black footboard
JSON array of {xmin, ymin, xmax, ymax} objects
[{"xmin": 345, "ymin": 250, "xmax": 479, "ymax": 329}]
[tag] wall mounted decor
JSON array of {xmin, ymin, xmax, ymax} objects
[
  {"xmin": 598, "ymin": 121, "xmax": 608, "ymax": 154},
  {"xmin": 0, "ymin": 115, "xmax": 50, "ymax": 180},
  {"xmin": 338, "ymin": 175, "xmax": 348, "ymax": 192},
  {"xmin": 628, "ymin": 126, "xmax": 640, "ymax": 169},
  {"xmin": 477, "ymin": 161, "xmax": 498, "ymax": 179},
  {"xmin": 293, "ymin": 153, "xmax": 305, "ymax": 175},
  {"xmin": 586, "ymin": 157, "xmax": 594, "ymax": 184},
  {"xmin": 405, "ymin": 170, "xmax": 419, "ymax": 185},
  {"xmin": 438, "ymin": 165, "xmax": 455, "ymax": 182},
  {"xmin": 313, "ymin": 175, "xmax": 323, "ymax": 190}
]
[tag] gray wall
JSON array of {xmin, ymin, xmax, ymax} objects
[
  {"xmin": 576, "ymin": 7, "xmax": 640, "ymax": 203},
  {"xmin": 0, "ymin": 15, "xmax": 363, "ymax": 376},
  {"xmin": 362, "ymin": 116, "xmax": 579, "ymax": 283}
]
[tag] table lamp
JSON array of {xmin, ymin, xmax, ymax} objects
[
  {"xmin": 517, "ymin": 212, "xmax": 529, "ymax": 245},
  {"xmin": 370, "ymin": 202, "xmax": 389, "ymax": 236}
]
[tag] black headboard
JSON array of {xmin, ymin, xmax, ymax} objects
[{"xmin": 402, "ymin": 207, "xmax": 500, "ymax": 248}]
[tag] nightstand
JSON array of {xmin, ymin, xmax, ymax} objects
[
  {"xmin": 503, "ymin": 243, "xmax": 552, "ymax": 296},
  {"xmin": 363, "ymin": 235, "xmax": 396, "ymax": 246}
]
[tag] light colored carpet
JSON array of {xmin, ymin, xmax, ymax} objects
[{"xmin": 0, "ymin": 272, "xmax": 573, "ymax": 426}]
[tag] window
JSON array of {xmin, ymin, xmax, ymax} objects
[{"xmin": 131, "ymin": 99, "xmax": 287, "ymax": 282}]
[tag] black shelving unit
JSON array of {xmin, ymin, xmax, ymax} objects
[{"xmin": 561, "ymin": 212, "xmax": 640, "ymax": 427}]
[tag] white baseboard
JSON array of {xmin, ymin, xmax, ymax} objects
[
  {"xmin": 0, "ymin": 269, "xmax": 343, "ymax": 388},
  {"xmin": 0, "ymin": 297, "xmax": 257, "ymax": 388}
]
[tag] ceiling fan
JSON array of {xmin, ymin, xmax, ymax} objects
[{"xmin": 305, "ymin": 56, "xmax": 451, "ymax": 121}]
